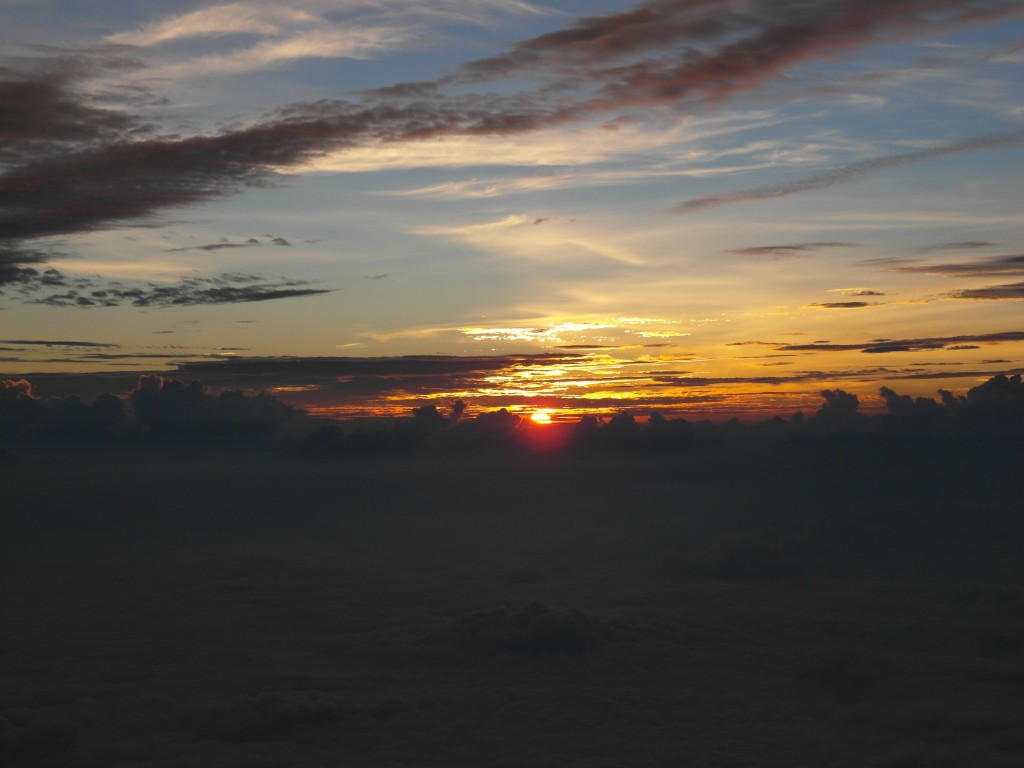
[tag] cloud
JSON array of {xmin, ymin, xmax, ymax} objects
[
  {"xmin": 829, "ymin": 288, "xmax": 886, "ymax": 297},
  {"xmin": 1, "ymin": 339, "xmax": 118, "ymax": 349},
  {"xmin": 891, "ymin": 253, "xmax": 1024, "ymax": 278},
  {"xmin": 3, "ymin": 0, "xmax": 1022, "ymax": 285},
  {"xmin": 107, "ymin": 5, "xmax": 317, "ymax": 46},
  {"xmin": 447, "ymin": 602, "xmax": 629, "ymax": 656},
  {"xmin": 0, "ymin": 69, "xmax": 147, "ymax": 168},
  {"xmin": 920, "ymin": 241, "xmax": 998, "ymax": 251},
  {"xmin": 143, "ymin": 27, "xmax": 409, "ymax": 81},
  {"xmin": 109, "ymin": 0, "xmax": 555, "ymax": 48},
  {"xmin": 451, "ymin": 0, "xmax": 1024, "ymax": 99},
  {"xmin": 804, "ymin": 301, "xmax": 876, "ymax": 309},
  {"xmin": 724, "ymin": 242, "xmax": 862, "ymax": 258},
  {"xmin": 168, "ymin": 239, "xmax": 264, "ymax": 252},
  {"xmin": 947, "ymin": 281, "xmax": 1024, "ymax": 300},
  {"xmin": 668, "ymin": 132, "xmax": 1024, "ymax": 214},
  {"xmin": 26, "ymin": 273, "xmax": 332, "ymax": 308},
  {"xmin": 778, "ymin": 331, "xmax": 1024, "ymax": 354}
]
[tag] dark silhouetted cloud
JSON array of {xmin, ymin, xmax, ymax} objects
[
  {"xmin": 892, "ymin": 253, "xmax": 1024, "ymax": 278},
  {"xmin": 805, "ymin": 301, "xmax": 876, "ymax": 309},
  {"xmin": 779, "ymin": 331, "xmax": 1024, "ymax": 353},
  {"xmin": 19, "ymin": 272, "xmax": 331, "ymax": 308},
  {"xmin": 669, "ymin": 133, "xmax": 1024, "ymax": 214},
  {"xmin": 168, "ymin": 240, "xmax": 264, "ymax": 252},
  {"xmin": 451, "ymin": 0, "xmax": 1023, "ymax": 105},
  {"xmin": 0, "ymin": 338, "xmax": 118, "ymax": 347},
  {"xmin": 724, "ymin": 242, "xmax": 862, "ymax": 258},
  {"xmin": 919, "ymin": 241, "xmax": 997, "ymax": 251},
  {"xmin": 947, "ymin": 281, "xmax": 1024, "ymax": 300},
  {"xmin": 0, "ymin": 67, "xmax": 147, "ymax": 167}
]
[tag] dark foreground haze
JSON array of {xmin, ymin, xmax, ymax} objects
[{"xmin": 3, "ymin": 429, "xmax": 1023, "ymax": 767}]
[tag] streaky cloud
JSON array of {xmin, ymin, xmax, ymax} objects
[
  {"xmin": 779, "ymin": 331, "xmax": 1024, "ymax": 354},
  {"xmin": 0, "ymin": 338, "xmax": 119, "ymax": 348},
  {"xmin": 668, "ymin": 132, "xmax": 1024, "ymax": 214},
  {"xmin": 892, "ymin": 253, "xmax": 1024, "ymax": 278},
  {"xmin": 919, "ymin": 240, "xmax": 998, "ymax": 251},
  {"xmin": 724, "ymin": 242, "xmax": 862, "ymax": 258},
  {"xmin": 947, "ymin": 281, "xmax": 1024, "ymax": 300},
  {"xmin": 25, "ymin": 273, "xmax": 332, "ymax": 308}
]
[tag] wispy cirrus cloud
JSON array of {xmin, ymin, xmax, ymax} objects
[
  {"xmin": 107, "ymin": 5, "xmax": 318, "ymax": 46},
  {"xmin": 450, "ymin": 0, "xmax": 1024, "ymax": 93},
  {"xmin": 141, "ymin": 27, "xmax": 411, "ymax": 82},
  {"xmin": 668, "ymin": 132, "xmax": 1024, "ymax": 214}
]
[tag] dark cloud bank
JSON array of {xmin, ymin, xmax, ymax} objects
[
  {"xmin": 3, "ymin": 0, "xmax": 1023, "ymax": 293},
  {"xmin": 5, "ymin": 368, "xmax": 1024, "ymax": 453},
  {"xmin": 3, "ymin": 376, "xmax": 1024, "ymax": 768},
  {"xmin": 3, "ymin": 384, "xmax": 1024, "ymax": 766}
]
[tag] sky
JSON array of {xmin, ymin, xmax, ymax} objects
[{"xmin": 2, "ymin": 0, "xmax": 1023, "ymax": 420}]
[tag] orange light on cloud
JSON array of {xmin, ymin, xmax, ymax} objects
[{"xmin": 529, "ymin": 409, "xmax": 554, "ymax": 425}]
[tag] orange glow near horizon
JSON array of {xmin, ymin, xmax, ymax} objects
[{"xmin": 529, "ymin": 409, "xmax": 554, "ymax": 425}]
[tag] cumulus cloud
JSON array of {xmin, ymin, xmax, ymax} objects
[{"xmin": 668, "ymin": 132, "xmax": 1024, "ymax": 214}]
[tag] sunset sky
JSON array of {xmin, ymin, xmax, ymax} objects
[{"xmin": 2, "ymin": 0, "xmax": 1023, "ymax": 419}]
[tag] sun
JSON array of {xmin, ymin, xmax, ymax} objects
[{"xmin": 529, "ymin": 409, "xmax": 554, "ymax": 425}]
